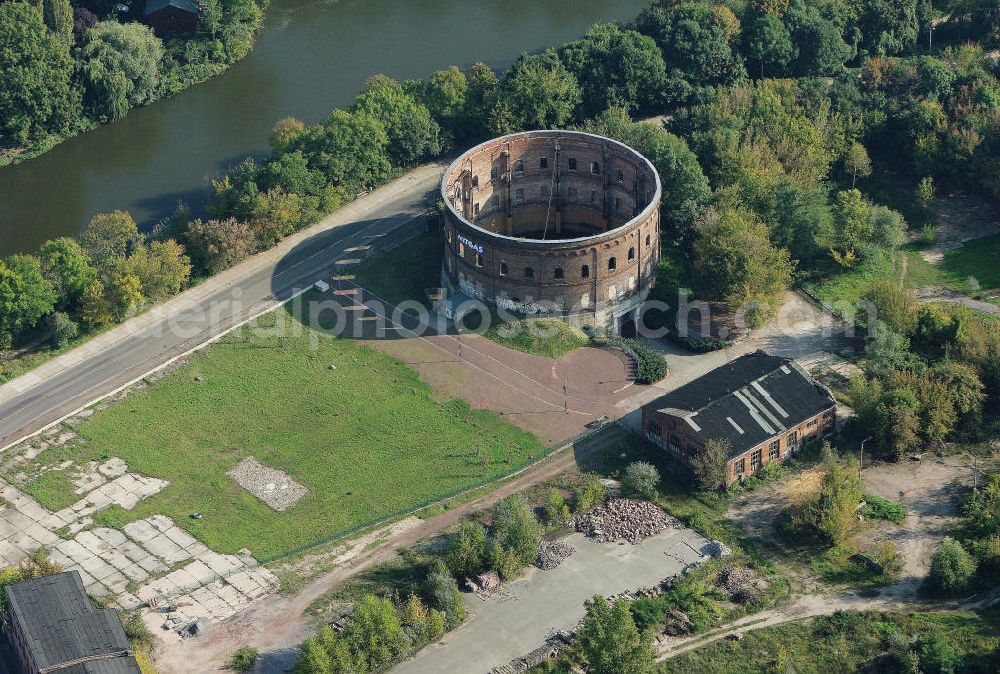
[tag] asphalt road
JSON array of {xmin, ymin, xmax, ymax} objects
[{"xmin": 0, "ymin": 166, "xmax": 442, "ymax": 451}]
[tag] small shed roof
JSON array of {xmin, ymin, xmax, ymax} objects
[{"xmin": 144, "ymin": 0, "xmax": 199, "ymax": 16}]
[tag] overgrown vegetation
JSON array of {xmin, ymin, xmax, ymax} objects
[
  {"xmin": 659, "ymin": 610, "xmax": 1000, "ymax": 673},
  {"xmin": 0, "ymin": 0, "xmax": 265, "ymax": 165}
]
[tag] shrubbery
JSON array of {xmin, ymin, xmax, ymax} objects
[
  {"xmin": 623, "ymin": 461, "xmax": 660, "ymax": 500},
  {"xmin": 861, "ymin": 493, "xmax": 906, "ymax": 524},
  {"xmin": 927, "ymin": 537, "xmax": 976, "ymax": 594}
]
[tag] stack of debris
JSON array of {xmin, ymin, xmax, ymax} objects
[
  {"xmin": 535, "ymin": 540, "xmax": 575, "ymax": 570},
  {"xmin": 466, "ymin": 570, "xmax": 502, "ymax": 597},
  {"xmin": 662, "ymin": 608, "xmax": 695, "ymax": 636},
  {"xmin": 568, "ymin": 499, "xmax": 677, "ymax": 544},
  {"xmin": 718, "ymin": 566, "xmax": 766, "ymax": 604}
]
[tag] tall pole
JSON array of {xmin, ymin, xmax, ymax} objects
[{"xmin": 860, "ymin": 436, "xmax": 872, "ymax": 483}]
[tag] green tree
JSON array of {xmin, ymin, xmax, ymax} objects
[
  {"xmin": 344, "ymin": 595, "xmax": 406, "ymax": 671},
  {"xmin": 0, "ymin": 255, "xmax": 57, "ymax": 348},
  {"xmin": 783, "ymin": 2, "xmax": 852, "ymax": 76},
  {"xmin": 445, "ymin": 520, "xmax": 487, "ymax": 579},
  {"xmin": 107, "ymin": 272, "xmax": 143, "ymax": 320},
  {"xmin": 199, "ymin": 0, "xmax": 222, "ymax": 39},
  {"xmin": 928, "ymin": 361, "xmax": 984, "ymax": 419},
  {"xmin": 269, "ymin": 117, "xmax": 306, "ymax": 154},
  {"xmin": 886, "ymin": 402, "xmax": 921, "ymax": 460},
  {"xmin": 43, "ymin": 0, "xmax": 73, "ymax": 43},
  {"xmin": 637, "ymin": 1, "xmax": 746, "ymax": 92},
  {"xmin": 81, "ymin": 210, "xmax": 140, "ymax": 266},
  {"xmin": 465, "ymin": 62, "xmax": 498, "ymax": 139},
  {"xmin": 861, "ymin": 279, "xmax": 918, "ymax": 334},
  {"xmin": 558, "ymin": 23, "xmax": 665, "ymax": 117},
  {"xmin": 79, "ymin": 281, "xmax": 111, "ymax": 327},
  {"xmin": 864, "ymin": 323, "xmax": 919, "ymax": 379},
  {"xmin": 121, "ymin": 239, "xmax": 191, "ymax": 302},
  {"xmin": 249, "ymin": 188, "xmax": 305, "ymax": 248},
  {"xmin": 0, "ymin": 2, "xmax": 79, "ymax": 146},
  {"xmin": 916, "ymin": 176, "xmax": 936, "ymax": 211},
  {"xmin": 184, "ymin": 218, "xmax": 254, "ymax": 275},
  {"xmin": 46, "ymin": 311, "xmax": 78, "ymax": 348},
  {"xmin": 578, "ymin": 595, "xmax": 655, "ymax": 674},
  {"xmin": 544, "ymin": 489, "xmax": 570, "ymax": 524},
  {"xmin": 831, "ymin": 189, "xmax": 906, "ymax": 260},
  {"xmin": 226, "ymin": 646, "xmax": 258, "ymax": 673},
  {"xmin": 424, "ymin": 560, "xmax": 466, "ymax": 627},
  {"xmin": 491, "ymin": 50, "xmax": 581, "ymax": 133},
  {"xmin": 489, "ymin": 495, "xmax": 542, "ymax": 571},
  {"xmin": 859, "ymin": 0, "xmax": 919, "ymax": 56},
  {"xmin": 292, "ymin": 109, "xmax": 391, "ymax": 190},
  {"xmin": 692, "ymin": 207, "xmax": 794, "ymax": 326},
  {"xmin": 38, "ymin": 237, "xmax": 96, "ymax": 310},
  {"xmin": 745, "ymin": 13, "xmax": 793, "ymax": 77},
  {"xmin": 844, "ymin": 141, "xmax": 872, "ymax": 186},
  {"xmin": 623, "ymin": 462, "xmax": 660, "ymax": 500},
  {"xmin": 420, "ymin": 66, "xmax": 469, "ymax": 139},
  {"xmin": 79, "ymin": 21, "xmax": 163, "ymax": 121},
  {"xmin": 802, "ymin": 454, "xmax": 863, "ymax": 545},
  {"xmin": 692, "ymin": 437, "xmax": 729, "ymax": 491},
  {"xmin": 928, "ymin": 537, "xmax": 976, "ymax": 593},
  {"xmin": 352, "ymin": 74, "xmax": 443, "ymax": 166}
]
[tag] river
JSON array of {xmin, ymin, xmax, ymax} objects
[{"xmin": 0, "ymin": 0, "xmax": 648, "ymax": 257}]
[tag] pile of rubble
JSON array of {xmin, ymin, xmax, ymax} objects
[
  {"xmin": 466, "ymin": 570, "xmax": 502, "ymax": 598},
  {"xmin": 662, "ymin": 608, "xmax": 695, "ymax": 636},
  {"xmin": 568, "ymin": 499, "xmax": 677, "ymax": 544},
  {"xmin": 535, "ymin": 540, "xmax": 574, "ymax": 570},
  {"xmin": 718, "ymin": 565, "xmax": 766, "ymax": 604}
]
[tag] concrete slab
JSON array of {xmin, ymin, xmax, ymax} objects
[
  {"xmin": 394, "ymin": 527, "xmax": 711, "ymax": 674},
  {"xmin": 123, "ymin": 520, "xmax": 158, "ymax": 544},
  {"xmin": 121, "ymin": 563, "xmax": 149, "ymax": 583},
  {"xmin": 92, "ymin": 527, "xmax": 128, "ymax": 548},
  {"xmin": 144, "ymin": 534, "xmax": 189, "ymax": 564},
  {"xmin": 163, "ymin": 526, "xmax": 198, "ymax": 550},
  {"xmin": 55, "ymin": 539, "xmax": 92, "ymax": 563}
]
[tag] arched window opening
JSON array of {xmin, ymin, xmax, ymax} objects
[
  {"xmin": 524, "ymin": 267, "xmax": 535, "ymax": 280},
  {"xmin": 500, "ymin": 261, "xmax": 508, "ymax": 277},
  {"xmin": 581, "ymin": 264, "xmax": 590, "ymax": 279},
  {"xmin": 628, "ymin": 247, "xmax": 635, "ymax": 261},
  {"xmin": 554, "ymin": 267, "xmax": 564, "ymax": 280},
  {"xmin": 608, "ymin": 257, "xmax": 616, "ymax": 271}
]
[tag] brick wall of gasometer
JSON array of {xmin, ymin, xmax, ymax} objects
[{"xmin": 441, "ymin": 131, "xmax": 661, "ymax": 317}]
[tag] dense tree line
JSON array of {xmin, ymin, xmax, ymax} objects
[
  {"xmin": 0, "ymin": 0, "xmax": 266, "ymax": 159},
  {"xmin": 4, "ymin": 0, "xmax": 999, "ymax": 370}
]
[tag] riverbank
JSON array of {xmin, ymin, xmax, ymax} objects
[{"xmin": 0, "ymin": 1, "xmax": 266, "ymax": 169}]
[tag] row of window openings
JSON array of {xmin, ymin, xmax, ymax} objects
[
  {"xmin": 471, "ymin": 189, "xmax": 626, "ymax": 213},
  {"xmin": 480, "ymin": 158, "xmax": 624, "ymax": 182},
  {"xmin": 734, "ymin": 434, "xmax": 798, "ymax": 476},
  {"xmin": 461, "ymin": 245, "xmax": 645, "ymax": 278}
]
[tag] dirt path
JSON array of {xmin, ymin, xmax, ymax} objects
[
  {"xmin": 151, "ymin": 427, "xmax": 626, "ymax": 673},
  {"xmin": 914, "ymin": 286, "xmax": 1000, "ymax": 316}
]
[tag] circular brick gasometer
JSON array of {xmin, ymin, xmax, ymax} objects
[{"xmin": 440, "ymin": 130, "xmax": 662, "ymax": 331}]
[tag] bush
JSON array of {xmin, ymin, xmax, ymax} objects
[
  {"xmin": 861, "ymin": 493, "xmax": 907, "ymax": 523},
  {"xmin": 622, "ymin": 461, "xmax": 660, "ymax": 500},
  {"xmin": 227, "ymin": 647, "xmax": 258, "ymax": 672},
  {"xmin": 445, "ymin": 520, "xmax": 487, "ymax": 579},
  {"xmin": 928, "ymin": 537, "xmax": 976, "ymax": 593},
  {"xmin": 46, "ymin": 311, "xmax": 78, "ymax": 348},
  {"xmin": 593, "ymin": 330, "xmax": 667, "ymax": 384},
  {"xmin": 573, "ymin": 477, "xmax": 607, "ymax": 513},
  {"xmin": 544, "ymin": 489, "xmax": 570, "ymax": 525}
]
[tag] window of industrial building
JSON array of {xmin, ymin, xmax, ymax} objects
[
  {"xmin": 458, "ymin": 242, "xmax": 465, "ymax": 256},
  {"xmin": 472, "ymin": 175, "xmax": 479, "ymax": 188},
  {"xmin": 524, "ymin": 267, "xmax": 534, "ymax": 280},
  {"xmin": 500, "ymin": 261, "xmax": 508, "ymax": 277},
  {"xmin": 475, "ymin": 253, "xmax": 483, "ymax": 268},
  {"xmin": 628, "ymin": 247, "xmax": 635, "ymax": 261},
  {"xmin": 568, "ymin": 157, "xmax": 577, "ymax": 171},
  {"xmin": 493, "ymin": 195, "xmax": 500, "ymax": 207},
  {"xmin": 473, "ymin": 203, "xmax": 480, "ymax": 216},
  {"xmin": 769, "ymin": 439, "xmax": 780, "ymax": 460},
  {"xmin": 516, "ymin": 188, "xmax": 525, "ymax": 204},
  {"xmin": 645, "ymin": 234, "xmax": 651, "ymax": 246},
  {"xmin": 807, "ymin": 419, "xmax": 817, "ymax": 428},
  {"xmin": 617, "ymin": 169, "xmax": 624, "ymax": 183},
  {"xmin": 554, "ymin": 267, "xmax": 564, "ymax": 280},
  {"xmin": 591, "ymin": 161, "xmax": 600, "ymax": 174},
  {"xmin": 540, "ymin": 157, "xmax": 548, "ymax": 169},
  {"xmin": 514, "ymin": 159, "xmax": 524, "ymax": 175},
  {"xmin": 581, "ymin": 264, "xmax": 590, "ymax": 278},
  {"xmin": 734, "ymin": 458, "xmax": 746, "ymax": 475},
  {"xmin": 649, "ymin": 422, "xmax": 662, "ymax": 437},
  {"xmin": 490, "ymin": 167, "xmax": 497, "ymax": 180},
  {"xmin": 446, "ymin": 229, "xmax": 452, "ymax": 242},
  {"xmin": 750, "ymin": 449, "xmax": 762, "ymax": 471},
  {"xmin": 608, "ymin": 257, "xmax": 616, "ymax": 271},
  {"xmin": 788, "ymin": 430, "xmax": 798, "ymax": 447}
]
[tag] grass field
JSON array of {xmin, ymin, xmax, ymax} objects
[
  {"xmin": 941, "ymin": 232, "xmax": 1000, "ymax": 292},
  {"xmin": 659, "ymin": 610, "xmax": 1000, "ymax": 673},
  {"xmin": 484, "ymin": 319, "xmax": 588, "ymax": 359},
  {"xmin": 26, "ymin": 303, "xmax": 546, "ymax": 561}
]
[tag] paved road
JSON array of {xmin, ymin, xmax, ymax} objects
[{"xmin": 0, "ymin": 163, "xmax": 445, "ymax": 451}]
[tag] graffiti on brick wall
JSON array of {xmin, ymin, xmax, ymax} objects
[
  {"xmin": 457, "ymin": 277, "xmax": 485, "ymax": 300},
  {"xmin": 496, "ymin": 296, "xmax": 553, "ymax": 315}
]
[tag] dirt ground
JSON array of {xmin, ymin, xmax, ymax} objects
[
  {"xmin": 727, "ymin": 454, "xmax": 986, "ymax": 598},
  {"xmin": 920, "ymin": 189, "xmax": 1000, "ymax": 263}
]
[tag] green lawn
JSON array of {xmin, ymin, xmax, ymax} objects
[
  {"xmin": 941, "ymin": 232, "xmax": 1000, "ymax": 292},
  {"xmin": 802, "ymin": 248, "xmax": 947, "ymax": 310},
  {"xmin": 484, "ymin": 319, "xmax": 588, "ymax": 359},
  {"xmin": 659, "ymin": 610, "xmax": 1000, "ymax": 673},
  {"xmin": 27, "ymin": 303, "xmax": 546, "ymax": 561}
]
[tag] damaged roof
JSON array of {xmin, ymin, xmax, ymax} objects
[{"xmin": 646, "ymin": 351, "xmax": 835, "ymax": 458}]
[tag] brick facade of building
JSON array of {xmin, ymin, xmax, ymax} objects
[{"xmin": 441, "ymin": 130, "xmax": 661, "ymax": 329}]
